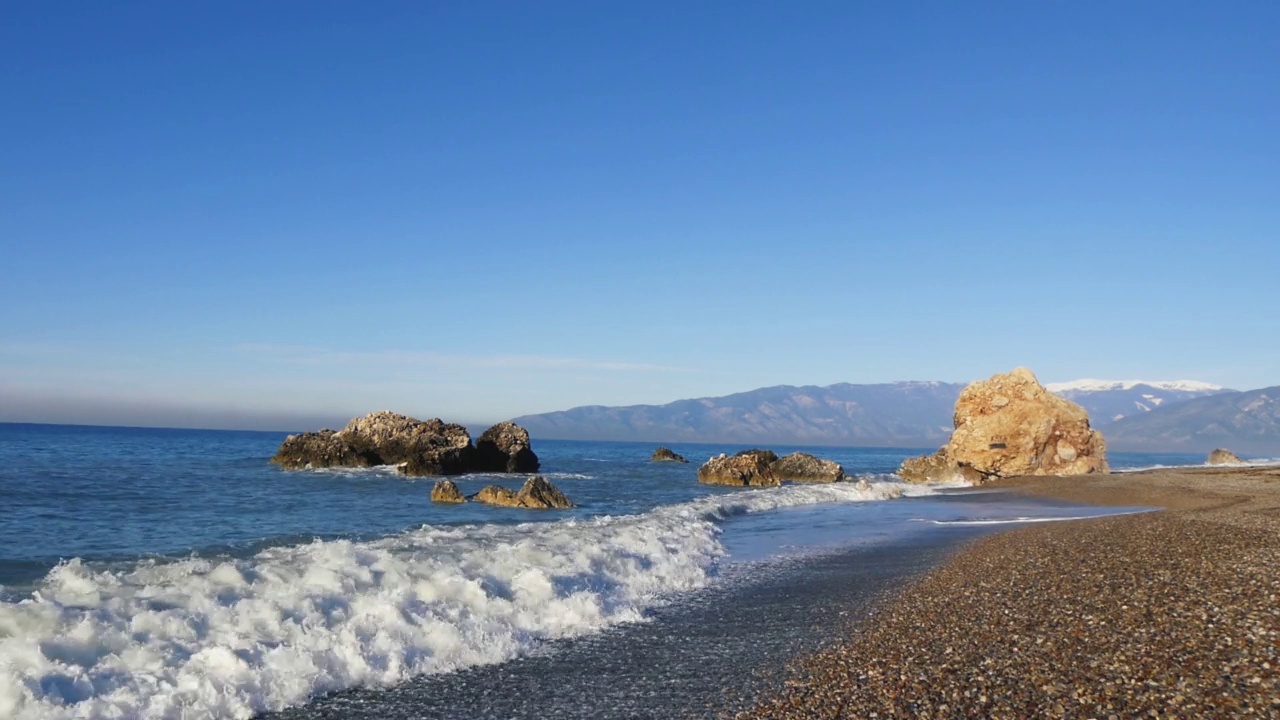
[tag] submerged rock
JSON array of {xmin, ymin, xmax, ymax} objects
[
  {"xmin": 651, "ymin": 447, "xmax": 689, "ymax": 463},
  {"xmin": 697, "ymin": 452, "xmax": 780, "ymax": 487},
  {"xmin": 430, "ymin": 479, "xmax": 466, "ymax": 504},
  {"xmin": 899, "ymin": 367, "xmax": 1108, "ymax": 484},
  {"xmin": 474, "ymin": 421, "xmax": 540, "ymax": 473},
  {"xmin": 474, "ymin": 476, "xmax": 573, "ymax": 509},
  {"xmin": 272, "ymin": 412, "xmax": 539, "ymax": 476},
  {"xmin": 1207, "ymin": 448, "xmax": 1243, "ymax": 465},
  {"xmin": 770, "ymin": 452, "xmax": 845, "ymax": 483}
]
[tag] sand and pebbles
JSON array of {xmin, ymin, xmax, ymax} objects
[{"xmin": 740, "ymin": 466, "xmax": 1280, "ymax": 719}]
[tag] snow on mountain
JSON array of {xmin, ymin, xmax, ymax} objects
[{"xmin": 1045, "ymin": 379, "xmax": 1224, "ymax": 393}]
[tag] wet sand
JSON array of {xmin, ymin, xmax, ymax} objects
[{"xmin": 740, "ymin": 466, "xmax": 1280, "ymax": 719}]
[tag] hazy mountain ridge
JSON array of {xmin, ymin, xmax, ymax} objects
[
  {"xmin": 514, "ymin": 379, "xmax": 1243, "ymax": 450},
  {"xmin": 1103, "ymin": 386, "xmax": 1280, "ymax": 454}
]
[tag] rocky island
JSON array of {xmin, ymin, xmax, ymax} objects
[
  {"xmin": 697, "ymin": 449, "xmax": 846, "ymax": 486},
  {"xmin": 272, "ymin": 411, "xmax": 540, "ymax": 476}
]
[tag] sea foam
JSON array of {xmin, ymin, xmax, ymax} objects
[{"xmin": 0, "ymin": 480, "xmax": 918, "ymax": 719}]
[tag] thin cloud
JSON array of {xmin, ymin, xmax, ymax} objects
[{"xmin": 235, "ymin": 343, "xmax": 690, "ymax": 373}]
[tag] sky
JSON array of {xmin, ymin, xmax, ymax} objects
[{"xmin": 2, "ymin": 1, "xmax": 1278, "ymax": 430}]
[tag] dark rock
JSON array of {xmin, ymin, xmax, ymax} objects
[
  {"xmin": 770, "ymin": 452, "xmax": 845, "ymax": 483},
  {"xmin": 271, "ymin": 430, "xmax": 379, "ymax": 470},
  {"xmin": 735, "ymin": 448, "xmax": 779, "ymax": 465},
  {"xmin": 474, "ymin": 421, "xmax": 540, "ymax": 473},
  {"xmin": 697, "ymin": 452, "xmax": 780, "ymax": 487},
  {"xmin": 430, "ymin": 480, "xmax": 465, "ymax": 503},
  {"xmin": 651, "ymin": 447, "xmax": 689, "ymax": 463}
]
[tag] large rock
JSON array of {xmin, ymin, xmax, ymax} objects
[
  {"xmin": 651, "ymin": 447, "xmax": 689, "ymax": 463},
  {"xmin": 899, "ymin": 368, "xmax": 1109, "ymax": 484},
  {"xmin": 474, "ymin": 421, "xmax": 540, "ymax": 473},
  {"xmin": 770, "ymin": 452, "xmax": 845, "ymax": 483},
  {"xmin": 735, "ymin": 448, "xmax": 779, "ymax": 465},
  {"xmin": 697, "ymin": 452, "xmax": 780, "ymax": 487},
  {"xmin": 1207, "ymin": 448, "xmax": 1243, "ymax": 465},
  {"xmin": 430, "ymin": 480, "xmax": 466, "ymax": 503},
  {"xmin": 474, "ymin": 476, "xmax": 573, "ymax": 509},
  {"xmin": 273, "ymin": 411, "xmax": 488, "ymax": 476}
]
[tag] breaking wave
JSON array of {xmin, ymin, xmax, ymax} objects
[{"xmin": 0, "ymin": 481, "xmax": 921, "ymax": 719}]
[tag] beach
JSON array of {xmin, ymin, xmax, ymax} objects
[{"xmin": 740, "ymin": 466, "xmax": 1280, "ymax": 719}]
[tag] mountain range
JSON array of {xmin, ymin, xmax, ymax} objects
[{"xmin": 513, "ymin": 379, "xmax": 1280, "ymax": 454}]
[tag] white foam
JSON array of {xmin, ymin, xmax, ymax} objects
[
  {"xmin": 0, "ymin": 480, "xmax": 922, "ymax": 719},
  {"xmin": 925, "ymin": 509, "xmax": 1152, "ymax": 526}
]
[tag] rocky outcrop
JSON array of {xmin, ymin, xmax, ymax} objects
[
  {"xmin": 474, "ymin": 476, "xmax": 573, "ymax": 509},
  {"xmin": 272, "ymin": 411, "xmax": 538, "ymax": 477},
  {"xmin": 899, "ymin": 368, "xmax": 1109, "ymax": 484},
  {"xmin": 651, "ymin": 447, "xmax": 689, "ymax": 463},
  {"xmin": 1207, "ymin": 448, "xmax": 1243, "ymax": 465},
  {"xmin": 770, "ymin": 452, "xmax": 845, "ymax": 483},
  {"xmin": 430, "ymin": 480, "xmax": 466, "ymax": 503},
  {"xmin": 474, "ymin": 421, "xmax": 540, "ymax": 473},
  {"xmin": 697, "ymin": 452, "xmax": 780, "ymax": 487},
  {"xmin": 735, "ymin": 448, "xmax": 780, "ymax": 465}
]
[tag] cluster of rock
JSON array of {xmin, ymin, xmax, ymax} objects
[
  {"xmin": 272, "ymin": 412, "xmax": 539, "ymax": 476},
  {"xmin": 1207, "ymin": 448, "xmax": 1243, "ymax": 465},
  {"xmin": 899, "ymin": 367, "xmax": 1109, "ymax": 484},
  {"xmin": 697, "ymin": 449, "xmax": 846, "ymax": 487},
  {"xmin": 651, "ymin": 447, "xmax": 689, "ymax": 463},
  {"xmin": 430, "ymin": 476, "xmax": 573, "ymax": 509}
]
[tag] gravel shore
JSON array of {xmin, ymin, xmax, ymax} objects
[{"xmin": 739, "ymin": 466, "xmax": 1280, "ymax": 719}]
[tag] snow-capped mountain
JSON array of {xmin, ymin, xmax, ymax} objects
[{"xmin": 1045, "ymin": 380, "xmax": 1233, "ymax": 425}]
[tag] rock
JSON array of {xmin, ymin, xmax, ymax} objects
[
  {"xmin": 430, "ymin": 480, "xmax": 466, "ymax": 503},
  {"xmin": 770, "ymin": 452, "xmax": 845, "ymax": 483},
  {"xmin": 898, "ymin": 447, "xmax": 986, "ymax": 484},
  {"xmin": 697, "ymin": 452, "xmax": 780, "ymax": 487},
  {"xmin": 651, "ymin": 447, "xmax": 689, "ymax": 463},
  {"xmin": 474, "ymin": 421, "xmax": 540, "ymax": 473},
  {"xmin": 475, "ymin": 485, "xmax": 520, "ymax": 506},
  {"xmin": 735, "ymin": 448, "xmax": 780, "ymax": 465},
  {"xmin": 271, "ymin": 430, "xmax": 379, "ymax": 469},
  {"xmin": 512, "ymin": 476, "xmax": 573, "ymax": 509},
  {"xmin": 899, "ymin": 367, "xmax": 1109, "ymax": 484},
  {"xmin": 273, "ymin": 411, "xmax": 540, "ymax": 477},
  {"xmin": 1207, "ymin": 448, "xmax": 1243, "ymax": 465},
  {"xmin": 473, "ymin": 476, "xmax": 573, "ymax": 509}
]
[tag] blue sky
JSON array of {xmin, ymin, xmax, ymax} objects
[{"xmin": 2, "ymin": 1, "xmax": 1278, "ymax": 429}]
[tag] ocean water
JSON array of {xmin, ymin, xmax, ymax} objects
[{"xmin": 0, "ymin": 423, "xmax": 1187, "ymax": 719}]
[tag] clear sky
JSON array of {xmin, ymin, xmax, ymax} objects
[{"xmin": 2, "ymin": 1, "xmax": 1278, "ymax": 430}]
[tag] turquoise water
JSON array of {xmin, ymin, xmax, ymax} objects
[{"xmin": 0, "ymin": 423, "xmax": 1182, "ymax": 719}]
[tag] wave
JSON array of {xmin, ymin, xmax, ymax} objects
[
  {"xmin": 1114, "ymin": 458, "xmax": 1280, "ymax": 473},
  {"xmin": 923, "ymin": 509, "xmax": 1153, "ymax": 526},
  {"xmin": 0, "ymin": 480, "xmax": 921, "ymax": 719}
]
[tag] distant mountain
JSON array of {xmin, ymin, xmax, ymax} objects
[
  {"xmin": 514, "ymin": 378, "xmax": 1235, "ymax": 449},
  {"xmin": 1103, "ymin": 386, "xmax": 1280, "ymax": 454},
  {"xmin": 513, "ymin": 382, "xmax": 964, "ymax": 447},
  {"xmin": 1044, "ymin": 380, "xmax": 1233, "ymax": 425}
]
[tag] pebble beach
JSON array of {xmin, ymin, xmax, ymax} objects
[{"xmin": 739, "ymin": 466, "xmax": 1280, "ymax": 719}]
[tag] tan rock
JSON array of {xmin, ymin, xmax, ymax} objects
[
  {"xmin": 899, "ymin": 367, "xmax": 1108, "ymax": 484},
  {"xmin": 430, "ymin": 480, "xmax": 466, "ymax": 503},
  {"xmin": 697, "ymin": 452, "xmax": 780, "ymax": 487},
  {"xmin": 770, "ymin": 452, "xmax": 845, "ymax": 483},
  {"xmin": 1207, "ymin": 448, "xmax": 1243, "ymax": 465},
  {"xmin": 473, "ymin": 476, "xmax": 573, "ymax": 509}
]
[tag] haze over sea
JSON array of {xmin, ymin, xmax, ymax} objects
[{"xmin": 0, "ymin": 423, "xmax": 1182, "ymax": 718}]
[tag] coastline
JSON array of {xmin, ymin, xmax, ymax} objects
[{"xmin": 740, "ymin": 466, "xmax": 1280, "ymax": 718}]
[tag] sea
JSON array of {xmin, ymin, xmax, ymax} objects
[{"xmin": 0, "ymin": 423, "xmax": 1198, "ymax": 719}]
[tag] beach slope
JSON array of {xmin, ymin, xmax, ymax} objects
[{"xmin": 741, "ymin": 466, "xmax": 1280, "ymax": 719}]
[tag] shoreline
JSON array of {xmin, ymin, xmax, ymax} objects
[{"xmin": 740, "ymin": 466, "xmax": 1280, "ymax": 718}]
